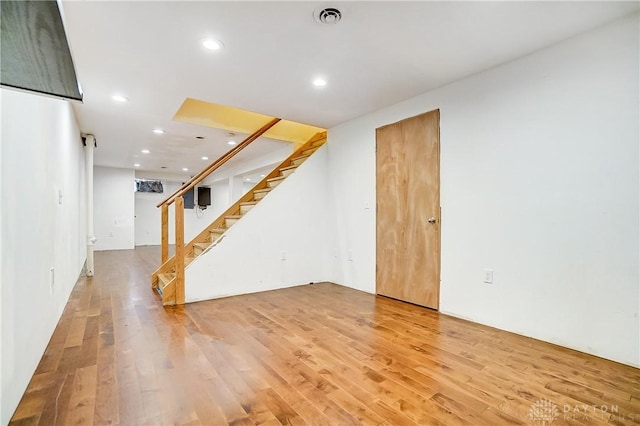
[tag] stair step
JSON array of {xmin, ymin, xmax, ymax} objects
[
  {"xmin": 209, "ymin": 228, "xmax": 225, "ymax": 242},
  {"xmin": 185, "ymin": 256, "xmax": 196, "ymax": 265},
  {"xmin": 279, "ymin": 165, "xmax": 297, "ymax": 177},
  {"xmin": 253, "ymin": 188, "xmax": 271, "ymax": 200},
  {"xmin": 267, "ymin": 176, "xmax": 286, "ymax": 188},
  {"xmin": 193, "ymin": 242, "xmax": 210, "ymax": 256},
  {"xmin": 301, "ymin": 147, "xmax": 317, "ymax": 156},
  {"xmin": 158, "ymin": 273, "xmax": 175, "ymax": 288},
  {"xmin": 239, "ymin": 201, "xmax": 257, "ymax": 214},
  {"xmin": 310, "ymin": 138, "xmax": 326, "ymax": 147},
  {"xmin": 291, "ymin": 154, "xmax": 310, "ymax": 166},
  {"xmin": 225, "ymin": 215, "xmax": 242, "ymax": 227}
]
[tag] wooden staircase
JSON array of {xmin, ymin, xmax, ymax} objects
[{"xmin": 151, "ymin": 131, "xmax": 327, "ymax": 305}]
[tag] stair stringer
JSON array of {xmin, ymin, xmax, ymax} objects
[{"xmin": 184, "ymin": 144, "xmax": 331, "ymax": 303}]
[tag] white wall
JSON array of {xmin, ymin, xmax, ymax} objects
[
  {"xmin": 1, "ymin": 88, "xmax": 87, "ymax": 424},
  {"xmin": 133, "ymin": 149, "xmax": 289, "ymax": 248},
  {"xmin": 0, "ymin": 89, "xmax": 3, "ymax": 426},
  {"xmin": 94, "ymin": 166, "xmax": 134, "ymax": 250},
  {"xmin": 186, "ymin": 146, "xmax": 332, "ymax": 302},
  {"xmin": 134, "ymin": 180, "xmax": 228, "ymax": 246},
  {"xmin": 203, "ymin": 145, "xmax": 292, "ymax": 184},
  {"xmin": 327, "ymin": 14, "xmax": 639, "ymax": 366}
]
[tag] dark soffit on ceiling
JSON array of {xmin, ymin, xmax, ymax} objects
[{"xmin": 1, "ymin": 0, "xmax": 82, "ymax": 101}]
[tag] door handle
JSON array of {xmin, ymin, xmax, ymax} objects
[{"xmin": 427, "ymin": 216, "xmax": 437, "ymax": 224}]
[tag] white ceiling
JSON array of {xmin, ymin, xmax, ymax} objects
[{"xmin": 60, "ymin": 1, "xmax": 638, "ymax": 176}]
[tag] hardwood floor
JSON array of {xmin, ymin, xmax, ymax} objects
[{"xmin": 9, "ymin": 246, "xmax": 640, "ymax": 425}]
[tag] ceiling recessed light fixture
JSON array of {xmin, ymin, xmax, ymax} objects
[
  {"xmin": 313, "ymin": 78, "xmax": 327, "ymax": 88},
  {"xmin": 182, "ymin": 167, "xmax": 189, "ymax": 171},
  {"xmin": 260, "ymin": 174, "xmax": 266, "ymax": 177},
  {"xmin": 141, "ymin": 149, "xmax": 150, "ymax": 154},
  {"xmin": 227, "ymin": 140, "xmax": 237, "ymax": 146},
  {"xmin": 202, "ymin": 38, "xmax": 224, "ymax": 51},
  {"xmin": 245, "ymin": 178, "xmax": 251, "ymax": 182},
  {"xmin": 201, "ymin": 156, "xmax": 209, "ymax": 160},
  {"xmin": 112, "ymin": 94, "xmax": 128, "ymax": 103},
  {"xmin": 152, "ymin": 128, "xmax": 165, "ymax": 135},
  {"xmin": 133, "ymin": 163, "xmax": 141, "ymax": 167}
]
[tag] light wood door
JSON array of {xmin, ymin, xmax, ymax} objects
[{"xmin": 376, "ymin": 109, "xmax": 440, "ymax": 309}]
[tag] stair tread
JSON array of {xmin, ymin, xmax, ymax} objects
[
  {"xmin": 226, "ymin": 214, "xmax": 243, "ymax": 219},
  {"xmin": 158, "ymin": 273, "xmax": 175, "ymax": 287},
  {"xmin": 308, "ymin": 132, "xmax": 327, "ymax": 144},
  {"xmin": 254, "ymin": 188, "xmax": 272, "ymax": 193},
  {"xmin": 209, "ymin": 228, "xmax": 226, "ymax": 233},
  {"xmin": 239, "ymin": 201, "xmax": 258, "ymax": 206},
  {"xmin": 267, "ymin": 175, "xmax": 286, "ymax": 182},
  {"xmin": 194, "ymin": 242, "xmax": 210, "ymax": 249},
  {"xmin": 311, "ymin": 140, "xmax": 326, "ymax": 147},
  {"xmin": 292, "ymin": 154, "xmax": 311, "ymax": 161},
  {"xmin": 280, "ymin": 164, "xmax": 298, "ymax": 171}
]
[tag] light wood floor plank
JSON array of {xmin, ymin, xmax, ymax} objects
[{"xmin": 9, "ymin": 246, "xmax": 640, "ymax": 425}]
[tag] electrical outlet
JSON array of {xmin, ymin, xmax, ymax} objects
[
  {"xmin": 348, "ymin": 250, "xmax": 353, "ymax": 261},
  {"xmin": 281, "ymin": 250, "xmax": 286, "ymax": 261},
  {"xmin": 483, "ymin": 269, "xmax": 494, "ymax": 284}
]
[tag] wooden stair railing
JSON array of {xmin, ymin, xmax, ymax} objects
[
  {"xmin": 151, "ymin": 130, "xmax": 327, "ymax": 305},
  {"xmin": 153, "ymin": 118, "xmax": 281, "ymax": 304}
]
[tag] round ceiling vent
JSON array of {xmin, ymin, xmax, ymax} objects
[{"xmin": 314, "ymin": 6, "xmax": 342, "ymax": 24}]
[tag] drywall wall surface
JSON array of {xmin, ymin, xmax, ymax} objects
[
  {"xmin": 1, "ymin": 88, "xmax": 87, "ymax": 424},
  {"xmin": 134, "ymin": 180, "xmax": 228, "ymax": 246},
  {"xmin": 93, "ymin": 166, "xmax": 135, "ymax": 250},
  {"xmin": 186, "ymin": 146, "xmax": 332, "ymax": 302},
  {"xmin": 327, "ymin": 14, "xmax": 639, "ymax": 366}
]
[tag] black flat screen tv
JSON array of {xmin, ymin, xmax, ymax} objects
[{"xmin": 198, "ymin": 187, "xmax": 211, "ymax": 207}]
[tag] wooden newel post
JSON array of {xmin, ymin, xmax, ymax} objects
[
  {"xmin": 175, "ymin": 196, "xmax": 185, "ymax": 304},
  {"xmin": 161, "ymin": 204, "xmax": 169, "ymax": 263}
]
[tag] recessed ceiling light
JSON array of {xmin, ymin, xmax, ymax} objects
[
  {"xmin": 202, "ymin": 38, "xmax": 223, "ymax": 51},
  {"xmin": 112, "ymin": 94, "xmax": 128, "ymax": 103},
  {"xmin": 312, "ymin": 78, "xmax": 327, "ymax": 88},
  {"xmin": 152, "ymin": 129, "xmax": 165, "ymax": 135},
  {"xmin": 245, "ymin": 178, "xmax": 251, "ymax": 182},
  {"xmin": 228, "ymin": 140, "xmax": 237, "ymax": 145},
  {"xmin": 182, "ymin": 168, "xmax": 189, "ymax": 171},
  {"xmin": 141, "ymin": 149, "xmax": 150, "ymax": 154},
  {"xmin": 260, "ymin": 174, "xmax": 266, "ymax": 177},
  {"xmin": 134, "ymin": 163, "xmax": 141, "ymax": 167},
  {"xmin": 201, "ymin": 156, "xmax": 209, "ymax": 160}
]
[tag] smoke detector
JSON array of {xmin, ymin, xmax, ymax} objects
[{"xmin": 314, "ymin": 6, "xmax": 342, "ymax": 24}]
